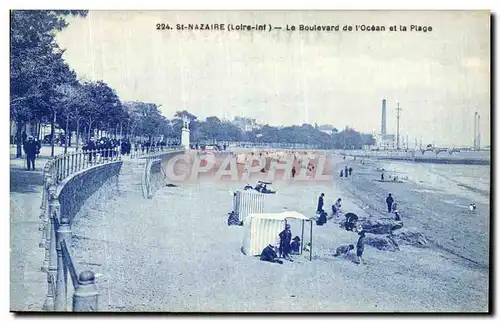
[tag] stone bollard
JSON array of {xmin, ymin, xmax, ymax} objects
[{"xmin": 73, "ymin": 271, "xmax": 99, "ymax": 312}]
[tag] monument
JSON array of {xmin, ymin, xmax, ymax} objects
[{"xmin": 181, "ymin": 116, "xmax": 190, "ymax": 150}]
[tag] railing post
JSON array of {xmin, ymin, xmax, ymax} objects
[
  {"xmin": 42, "ymin": 193, "xmax": 59, "ymax": 311},
  {"xmin": 71, "ymin": 152, "xmax": 75, "ymax": 175},
  {"xmin": 41, "ymin": 178, "xmax": 55, "ymax": 272},
  {"xmin": 55, "ymin": 217, "xmax": 71, "ymax": 311},
  {"xmin": 73, "ymin": 271, "xmax": 99, "ymax": 312}
]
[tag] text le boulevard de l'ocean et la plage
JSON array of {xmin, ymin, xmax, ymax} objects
[{"xmin": 156, "ymin": 23, "xmax": 433, "ymax": 33}]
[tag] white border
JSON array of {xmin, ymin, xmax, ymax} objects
[{"xmin": 2, "ymin": 1, "xmax": 498, "ymax": 322}]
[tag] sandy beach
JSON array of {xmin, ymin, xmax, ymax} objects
[{"xmin": 68, "ymin": 151, "xmax": 489, "ymax": 312}]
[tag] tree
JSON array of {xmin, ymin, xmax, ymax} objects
[{"xmin": 10, "ymin": 10, "xmax": 87, "ymax": 157}]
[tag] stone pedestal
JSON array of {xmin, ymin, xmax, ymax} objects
[{"xmin": 181, "ymin": 128, "xmax": 190, "ymax": 150}]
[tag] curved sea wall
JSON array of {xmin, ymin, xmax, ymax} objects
[
  {"xmin": 56, "ymin": 161, "xmax": 123, "ymax": 223},
  {"xmin": 341, "ymin": 150, "xmax": 490, "ymax": 165}
]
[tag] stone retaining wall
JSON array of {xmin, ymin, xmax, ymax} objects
[{"xmin": 56, "ymin": 161, "xmax": 123, "ymax": 223}]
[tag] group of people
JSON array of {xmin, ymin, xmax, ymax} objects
[
  {"xmin": 340, "ymin": 165, "xmax": 353, "ymax": 178},
  {"xmin": 22, "ymin": 133, "xmax": 41, "ymax": 171},
  {"xmin": 316, "ymin": 193, "xmax": 343, "ymax": 226},
  {"xmin": 244, "ymin": 181, "xmax": 276, "ymax": 194},
  {"xmin": 333, "ymin": 230, "xmax": 366, "ymax": 264},
  {"xmin": 260, "ymin": 224, "xmax": 301, "ymax": 264},
  {"xmin": 386, "ymin": 193, "xmax": 401, "ymax": 221}
]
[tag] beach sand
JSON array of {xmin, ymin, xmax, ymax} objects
[{"xmin": 69, "ymin": 151, "xmax": 489, "ymax": 312}]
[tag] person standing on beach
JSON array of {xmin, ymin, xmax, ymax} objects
[
  {"xmin": 348, "ymin": 167, "xmax": 353, "ymax": 176},
  {"xmin": 386, "ymin": 193, "xmax": 394, "ymax": 213},
  {"xmin": 317, "ymin": 193, "xmax": 325, "ymax": 214},
  {"xmin": 279, "ymin": 224, "xmax": 293, "ymax": 261},
  {"xmin": 356, "ymin": 230, "xmax": 366, "ymax": 264},
  {"xmin": 291, "ymin": 166, "xmax": 296, "ymax": 178},
  {"xmin": 345, "ymin": 166, "xmax": 349, "ymax": 178}
]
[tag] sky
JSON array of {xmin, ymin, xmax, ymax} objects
[{"xmin": 55, "ymin": 10, "xmax": 490, "ymax": 147}]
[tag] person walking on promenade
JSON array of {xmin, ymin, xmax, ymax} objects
[
  {"xmin": 317, "ymin": 193, "xmax": 325, "ymax": 214},
  {"xmin": 386, "ymin": 193, "xmax": 394, "ymax": 213},
  {"xmin": 356, "ymin": 230, "xmax": 366, "ymax": 264},
  {"xmin": 23, "ymin": 136, "xmax": 37, "ymax": 170},
  {"xmin": 279, "ymin": 224, "xmax": 293, "ymax": 261}
]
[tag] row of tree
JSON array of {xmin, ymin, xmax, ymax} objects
[{"xmin": 10, "ymin": 10, "xmax": 374, "ymax": 158}]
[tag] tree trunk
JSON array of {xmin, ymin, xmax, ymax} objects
[
  {"xmin": 37, "ymin": 121, "xmax": 42, "ymax": 140},
  {"xmin": 87, "ymin": 121, "xmax": 92, "ymax": 140},
  {"xmin": 15, "ymin": 120, "xmax": 23, "ymax": 158},
  {"xmin": 76, "ymin": 120, "xmax": 80, "ymax": 151},
  {"xmin": 50, "ymin": 111, "xmax": 56, "ymax": 157}
]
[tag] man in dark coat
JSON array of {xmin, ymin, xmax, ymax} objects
[
  {"xmin": 279, "ymin": 224, "xmax": 293, "ymax": 261},
  {"xmin": 386, "ymin": 193, "xmax": 394, "ymax": 213},
  {"xmin": 317, "ymin": 193, "xmax": 325, "ymax": 213},
  {"xmin": 23, "ymin": 136, "xmax": 38, "ymax": 170},
  {"xmin": 260, "ymin": 245, "xmax": 283, "ymax": 264}
]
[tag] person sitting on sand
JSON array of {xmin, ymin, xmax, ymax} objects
[
  {"xmin": 394, "ymin": 210, "xmax": 401, "ymax": 222},
  {"xmin": 316, "ymin": 210, "xmax": 327, "ymax": 226},
  {"xmin": 356, "ymin": 230, "xmax": 366, "ymax": 264},
  {"xmin": 335, "ymin": 198, "xmax": 342, "ymax": 215},
  {"xmin": 290, "ymin": 236, "xmax": 301, "ymax": 255},
  {"xmin": 244, "ymin": 183, "xmax": 253, "ymax": 190},
  {"xmin": 333, "ymin": 244, "xmax": 355, "ymax": 257},
  {"xmin": 392, "ymin": 202, "xmax": 398, "ymax": 213},
  {"xmin": 345, "ymin": 212, "xmax": 358, "ymax": 231},
  {"xmin": 255, "ymin": 182, "xmax": 263, "ymax": 192},
  {"xmin": 260, "ymin": 244, "xmax": 283, "ymax": 264},
  {"xmin": 279, "ymin": 224, "xmax": 293, "ymax": 261},
  {"xmin": 331, "ymin": 203, "xmax": 338, "ymax": 217}
]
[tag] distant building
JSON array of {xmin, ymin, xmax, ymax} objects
[
  {"xmin": 318, "ymin": 124, "xmax": 338, "ymax": 135},
  {"xmin": 233, "ymin": 116, "xmax": 262, "ymax": 132},
  {"xmin": 373, "ymin": 133, "xmax": 396, "ymax": 150}
]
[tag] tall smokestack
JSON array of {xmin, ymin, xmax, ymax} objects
[
  {"xmin": 474, "ymin": 111, "xmax": 478, "ymax": 149},
  {"xmin": 477, "ymin": 114, "xmax": 481, "ymax": 150},
  {"xmin": 381, "ymin": 98, "xmax": 387, "ymax": 136}
]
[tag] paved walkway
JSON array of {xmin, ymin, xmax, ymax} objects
[{"xmin": 10, "ymin": 154, "xmax": 48, "ymax": 311}]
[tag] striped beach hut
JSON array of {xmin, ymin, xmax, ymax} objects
[{"xmin": 232, "ymin": 190, "xmax": 272, "ymax": 223}]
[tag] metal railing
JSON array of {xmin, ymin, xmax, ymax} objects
[
  {"xmin": 39, "ymin": 148, "xmax": 121, "ymax": 311},
  {"xmin": 40, "ymin": 185, "xmax": 99, "ymax": 311},
  {"xmin": 129, "ymin": 145, "xmax": 183, "ymax": 159}
]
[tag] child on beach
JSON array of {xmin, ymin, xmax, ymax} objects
[
  {"xmin": 356, "ymin": 230, "xmax": 366, "ymax": 264},
  {"xmin": 333, "ymin": 244, "xmax": 354, "ymax": 257}
]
